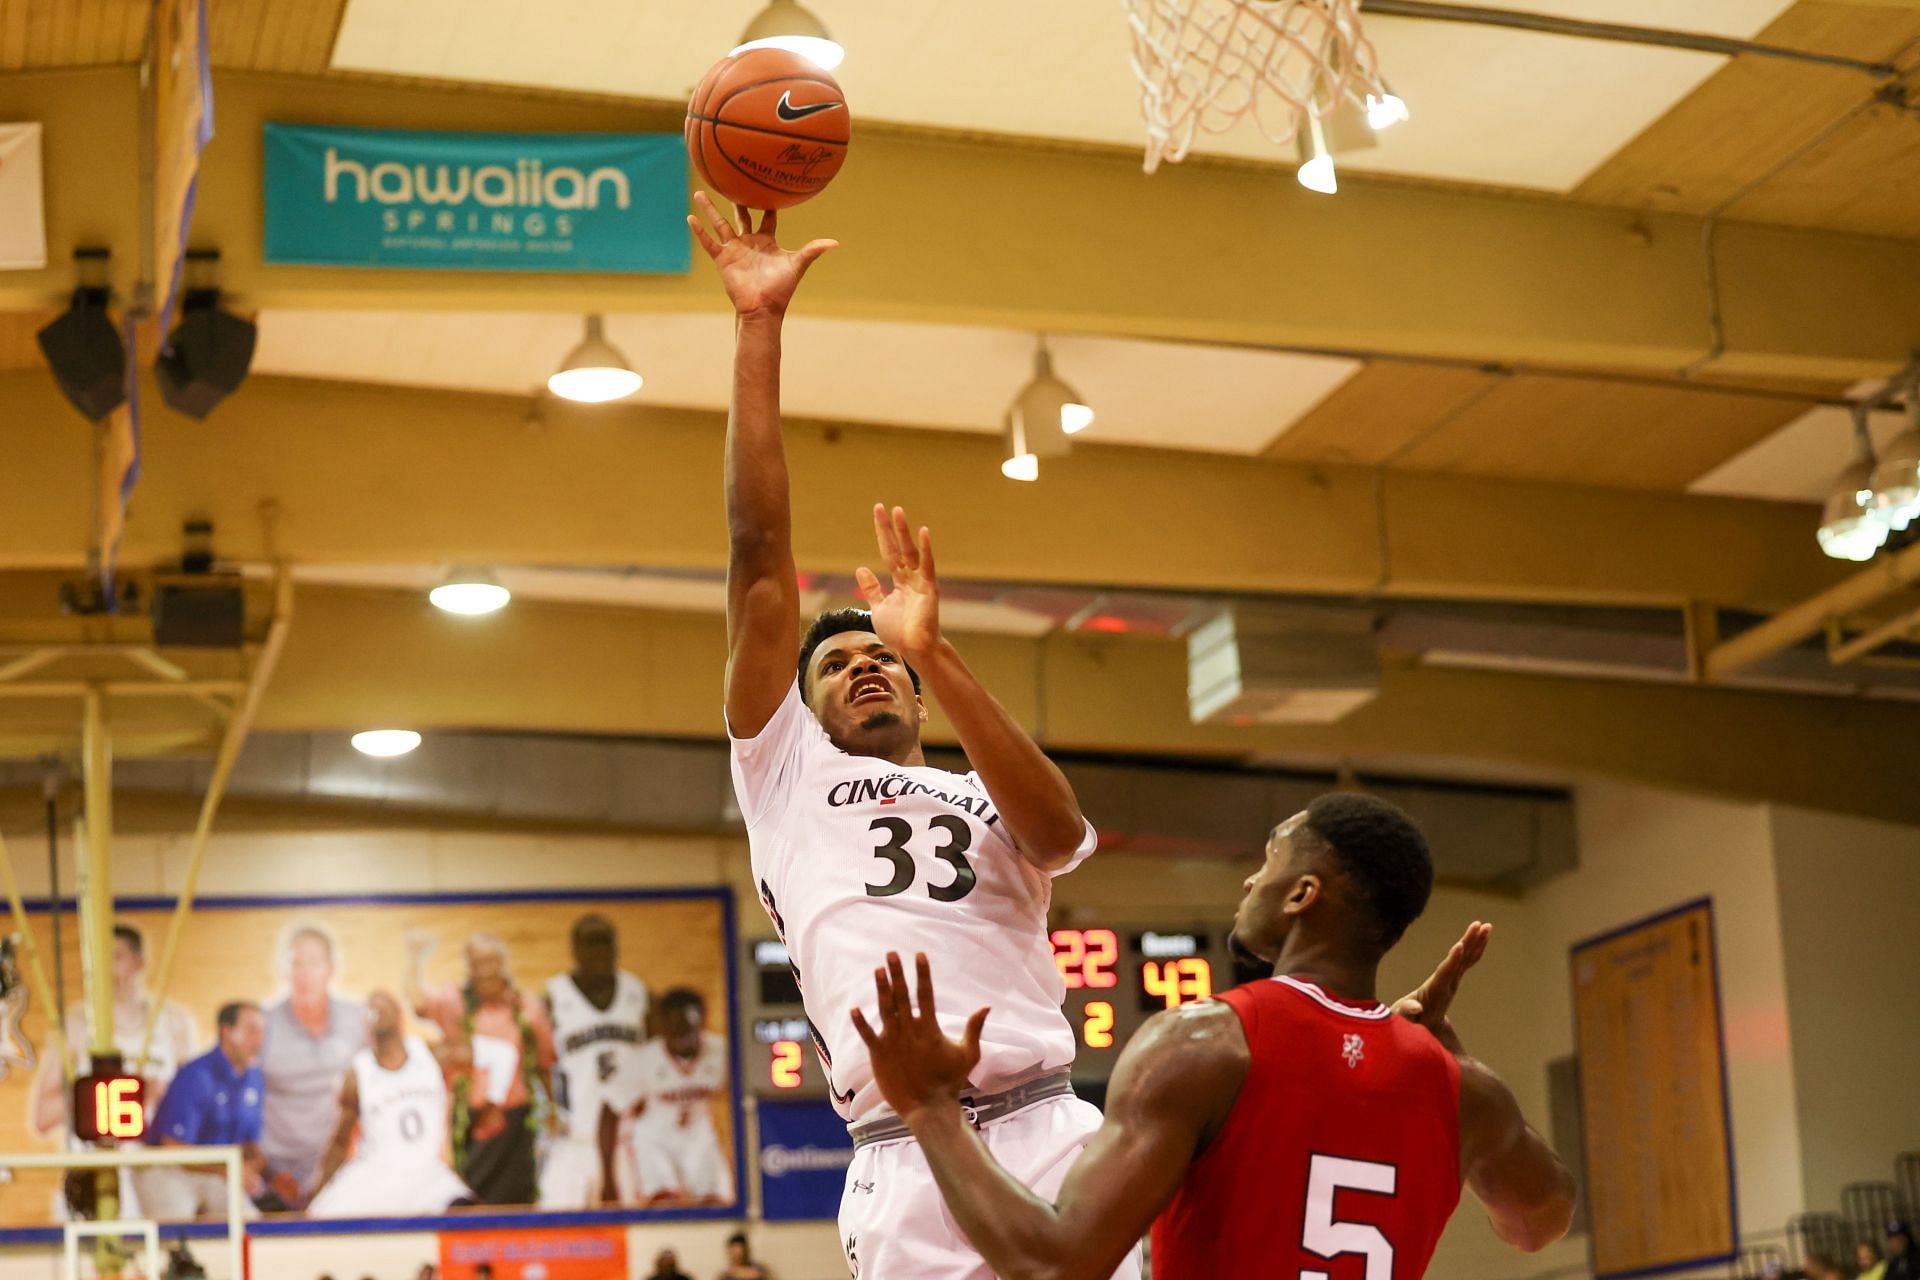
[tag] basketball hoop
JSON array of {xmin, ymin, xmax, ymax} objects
[{"xmin": 1122, "ymin": 0, "xmax": 1389, "ymax": 172}]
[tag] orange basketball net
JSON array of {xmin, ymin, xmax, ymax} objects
[{"xmin": 1123, "ymin": 0, "xmax": 1387, "ymax": 171}]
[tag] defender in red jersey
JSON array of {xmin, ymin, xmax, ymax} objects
[{"xmin": 854, "ymin": 793, "xmax": 1575, "ymax": 1280}]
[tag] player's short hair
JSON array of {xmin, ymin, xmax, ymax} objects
[
  {"xmin": 797, "ymin": 608, "xmax": 921, "ymax": 701},
  {"xmin": 280, "ymin": 922, "xmax": 338, "ymax": 973},
  {"xmin": 727, "ymin": 1232, "xmax": 748, "ymax": 1248},
  {"xmin": 112, "ymin": 924, "xmax": 143, "ymax": 955},
  {"xmin": 217, "ymin": 1000, "xmax": 260, "ymax": 1030},
  {"xmin": 1301, "ymin": 793, "xmax": 1434, "ymax": 951},
  {"xmin": 571, "ymin": 913, "xmax": 614, "ymax": 943},
  {"xmin": 658, "ymin": 986, "xmax": 705, "ymax": 1020}
]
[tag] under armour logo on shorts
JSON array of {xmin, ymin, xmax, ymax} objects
[{"xmin": 1341, "ymin": 1033, "xmax": 1365, "ymax": 1069}]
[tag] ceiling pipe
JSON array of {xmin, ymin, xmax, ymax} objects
[
  {"xmin": 1359, "ymin": 1, "xmax": 1900, "ymax": 79},
  {"xmin": 1703, "ymin": 539, "xmax": 1920, "ymax": 680}
]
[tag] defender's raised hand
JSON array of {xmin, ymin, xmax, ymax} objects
[
  {"xmin": 1392, "ymin": 920, "xmax": 1492, "ymax": 1054},
  {"xmin": 687, "ymin": 191, "xmax": 836, "ymax": 318},
  {"xmin": 851, "ymin": 952, "xmax": 989, "ymax": 1122},
  {"xmin": 856, "ymin": 504, "xmax": 942, "ymax": 662}
]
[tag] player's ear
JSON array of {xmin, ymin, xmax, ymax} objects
[
  {"xmin": 915, "ymin": 695, "xmax": 927, "ymax": 724},
  {"xmin": 1284, "ymin": 873, "xmax": 1320, "ymax": 915}
]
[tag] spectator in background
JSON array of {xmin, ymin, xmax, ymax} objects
[
  {"xmin": 261, "ymin": 925, "xmax": 367, "ymax": 1206},
  {"xmin": 1804, "ymin": 1255, "xmax": 1846, "ymax": 1280},
  {"xmin": 475, "ymin": 1265, "xmax": 494, "ymax": 1280},
  {"xmin": 1860, "ymin": 1240, "xmax": 1889, "ymax": 1280},
  {"xmin": 651, "ymin": 1251, "xmax": 693, "ymax": 1280},
  {"xmin": 406, "ymin": 931, "xmax": 555, "ymax": 1206},
  {"xmin": 1887, "ymin": 1221, "xmax": 1915, "ymax": 1280},
  {"xmin": 718, "ymin": 1232, "xmax": 769, "ymax": 1280},
  {"xmin": 135, "ymin": 1002, "xmax": 269, "ymax": 1220}
]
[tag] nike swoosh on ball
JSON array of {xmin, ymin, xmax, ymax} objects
[{"xmin": 776, "ymin": 91, "xmax": 842, "ymax": 121}]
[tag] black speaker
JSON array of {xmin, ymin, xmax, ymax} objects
[
  {"xmin": 156, "ymin": 293, "xmax": 256, "ymax": 419},
  {"xmin": 151, "ymin": 578, "xmax": 245, "ymax": 648},
  {"xmin": 36, "ymin": 288, "xmax": 126, "ymax": 421}
]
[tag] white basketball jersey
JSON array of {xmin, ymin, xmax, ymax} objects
[
  {"xmin": 351, "ymin": 1036, "xmax": 448, "ymax": 1165},
  {"xmin": 631, "ymin": 1032, "xmax": 728, "ymax": 1133},
  {"xmin": 729, "ymin": 679, "xmax": 1095, "ymax": 1122},
  {"xmin": 546, "ymin": 971, "xmax": 648, "ymax": 1133}
]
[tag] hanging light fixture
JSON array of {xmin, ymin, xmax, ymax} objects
[
  {"xmin": 547, "ymin": 315, "xmax": 642, "ymax": 404},
  {"xmin": 734, "ymin": 0, "xmax": 845, "ymax": 71},
  {"xmin": 1867, "ymin": 397, "xmax": 1920, "ymax": 533},
  {"xmin": 1010, "ymin": 336, "xmax": 1092, "ymax": 444},
  {"xmin": 1366, "ymin": 79, "xmax": 1410, "ymax": 131},
  {"xmin": 351, "ymin": 729, "xmax": 422, "ymax": 758},
  {"xmin": 1000, "ymin": 411, "xmax": 1040, "ymax": 482},
  {"xmin": 1295, "ymin": 112, "xmax": 1338, "ymax": 195},
  {"xmin": 429, "ymin": 567, "xmax": 511, "ymax": 615},
  {"xmin": 1818, "ymin": 406, "xmax": 1891, "ymax": 562}
]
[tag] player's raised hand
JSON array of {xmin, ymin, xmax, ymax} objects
[
  {"xmin": 687, "ymin": 192, "xmax": 837, "ymax": 318},
  {"xmin": 850, "ymin": 951, "xmax": 988, "ymax": 1121},
  {"xmin": 1392, "ymin": 920, "xmax": 1490, "ymax": 1054},
  {"xmin": 856, "ymin": 504, "xmax": 941, "ymax": 662}
]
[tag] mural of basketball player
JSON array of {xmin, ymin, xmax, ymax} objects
[
  {"xmin": 538, "ymin": 914, "xmax": 648, "ymax": 1209},
  {"xmin": 618, "ymin": 988, "xmax": 733, "ymax": 1206},
  {"xmin": 306, "ymin": 992, "xmax": 471, "ymax": 1218},
  {"xmin": 0, "ymin": 937, "xmax": 33, "ymax": 1083}
]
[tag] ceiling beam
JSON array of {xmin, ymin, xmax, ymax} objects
[
  {"xmin": 6, "ymin": 583, "xmax": 1910, "ymax": 824},
  {"xmin": 0, "ymin": 371, "xmax": 1858, "ymax": 613},
  {"xmin": 8, "ymin": 69, "xmax": 1920, "ymax": 381}
]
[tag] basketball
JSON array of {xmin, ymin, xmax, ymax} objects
[{"xmin": 685, "ymin": 48, "xmax": 850, "ymax": 211}]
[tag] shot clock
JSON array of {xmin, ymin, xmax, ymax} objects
[{"xmin": 71, "ymin": 1053, "xmax": 147, "ymax": 1142}]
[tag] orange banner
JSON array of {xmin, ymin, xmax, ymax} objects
[{"xmin": 440, "ymin": 1227, "xmax": 628, "ymax": 1280}]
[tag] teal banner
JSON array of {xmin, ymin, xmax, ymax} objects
[{"xmin": 263, "ymin": 122, "xmax": 689, "ymax": 273}]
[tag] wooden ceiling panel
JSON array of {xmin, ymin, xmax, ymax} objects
[
  {"xmin": 1575, "ymin": 2, "xmax": 1920, "ymax": 238},
  {"xmin": 1261, "ymin": 363, "xmax": 1499, "ymax": 465},
  {"xmin": 1392, "ymin": 375, "xmax": 1820, "ymax": 490},
  {"xmin": 209, "ymin": 0, "xmax": 346, "ymax": 73},
  {"xmin": 0, "ymin": 0, "xmax": 146, "ymax": 70}
]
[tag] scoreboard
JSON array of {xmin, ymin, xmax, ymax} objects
[{"xmin": 742, "ymin": 925, "xmax": 1239, "ymax": 1098}]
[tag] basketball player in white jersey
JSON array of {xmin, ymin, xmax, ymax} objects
[
  {"xmin": 618, "ymin": 988, "xmax": 732, "ymax": 1205},
  {"xmin": 539, "ymin": 914, "xmax": 649, "ymax": 1208},
  {"xmin": 307, "ymin": 991, "xmax": 470, "ymax": 1218},
  {"xmin": 689, "ymin": 194, "xmax": 1134, "ymax": 1279}
]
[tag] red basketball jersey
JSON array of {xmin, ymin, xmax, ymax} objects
[{"xmin": 1151, "ymin": 975, "xmax": 1464, "ymax": 1279}]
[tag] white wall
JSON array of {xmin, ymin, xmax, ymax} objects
[{"xmin": 1770, "ymin": 805, "xmax": 1920, "ymax": 1210}]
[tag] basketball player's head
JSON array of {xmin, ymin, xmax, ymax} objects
[
  {"xmin": 465, "ymin": 934, "xmax": 512, "ymax": 1002},
  {"xmin": 797, "ymin": 609, "xmax": 925, "ymax": 756},
  {"xmin": 570, "ymin": 914, "xmax": 617, "ymax": 979},
  {"xmin": 367, "ymin": 990, "xmax": 403, "ymax": 1040},
  {"xmin": 217, "ymin": 1000, "xmax": 266, "ymax": 1068},
  {"xmin": 1230, "ymin": 793, "xmax": 1434, "ymax": 967},
  {"xmin": 657, "ymin": 987, "xmax": 705, "ymax": 1058},
  {"xmin": 283, "ymin": 924, "xmax": 338, "ymax": 1000},
  {"xmin": 110, "ymin": 924, "xmax": 145, "ymax": 998}
]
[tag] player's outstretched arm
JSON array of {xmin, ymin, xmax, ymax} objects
[
  {"xmin": 853, "ymin": 952, "xmax": 1246, "ymax": 1280},
  {"xmin": 857, "ymin": 505, "xmax": 1089, "ymax": 869},
  {"xmin": 1457, "ymin": 1050, "xmax": 1576, "ymax": 1252},
  {"xmin": 688, "ymin": 194, "xmax": 837, "ymax": 738},
  {"xmin": 306, "ymin": 1069, "xmax": 361, "ymax": 1204}
]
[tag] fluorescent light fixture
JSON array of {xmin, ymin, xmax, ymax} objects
[
  {"xmin": 429, "ymin": 568, "xmax": 511, "ymax": 615},
  {"xmin": 1297, "ymin": 113, "xmax": 1337, "ymax": 195},
  {"xmin": 734, "ymin": 0, "xmax": 844, "ymax": 71},
  {"xmin": 351, "ymin": 729, "xmax": 422, "ymax": 758},
  {"xmin": 548, "ymin": 315, "xmax": 642, "ymax": 404}
]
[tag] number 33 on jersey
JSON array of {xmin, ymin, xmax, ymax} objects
[{"xmin": 730, "ymin": 680, "xmax": 1095, "ymax": 1123}]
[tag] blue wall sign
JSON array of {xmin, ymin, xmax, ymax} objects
[
  {"xmin": 263, "ymin": 122, "xmax": 690, "ymax": 273},
  {"xmin": 757, "ymin": 1099, "xmax": 854, "ymax": 1222}
]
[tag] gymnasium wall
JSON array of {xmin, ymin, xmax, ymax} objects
[
  {"xmin": 2, "ymin": 778, "xmax": 1912, "ymax": 1280},
  {"xmin": 1771, "ymin": 805, "xmax": 1920, "ymax": 1211}
]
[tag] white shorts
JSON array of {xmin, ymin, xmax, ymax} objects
[
  {"xmin": 617, "ymin": 1121, "xmax": 735, "ymax": 1205},
  {"xmin": 539, "ymin": 1134, "xmax": 606, "ymax": 1209},
  {"xmin": 307, "ymin": 1157, "xmax": 469, "ymax": 1218},
  {"xmin": 837, "ymin": 1096, "xmax": 1143, "ymax": 1280}
]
